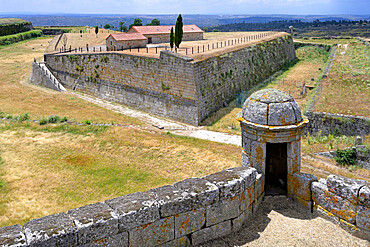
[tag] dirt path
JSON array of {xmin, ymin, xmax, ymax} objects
[
  {"xmin": 200, "ymin": 196, "xmax": 369, "ymax": 247},
  {"xmin": 71, "ymin": 91, "xmax": 242, "ymax": 146}
]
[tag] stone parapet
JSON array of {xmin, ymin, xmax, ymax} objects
[{"xmin": 0, "ymin": 167, "xmax": 262, "ymax": 246}]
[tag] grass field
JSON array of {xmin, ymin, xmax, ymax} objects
[
  {"xmin": 0, "ymin": 37, "xmax": 241, "ymax": 227},
  {"xmin": 0, "ymin": 18, "xmax": 28, "ymax": 25},
  {"xmin": 314, "ymin": 40, "xmax": 370, "ymax": 117}
]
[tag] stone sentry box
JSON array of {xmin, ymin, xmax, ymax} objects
[{"xmin": 238, "ymin": 89, "xmax": 317, "ymax": 205}]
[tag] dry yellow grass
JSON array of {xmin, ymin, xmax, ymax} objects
[{"xmin": 0, "ymin": 121, "xmax": 240, "ymax": 227}]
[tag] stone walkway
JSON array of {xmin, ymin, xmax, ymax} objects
[{"xmin": 200, "ymin": 196, "xmax": 369, "ymax": 247}]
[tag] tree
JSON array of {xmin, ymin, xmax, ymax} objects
[
  {"xmin": 95, "ymin": 26, "xmax": 98, "ymax": 37},
  {"xmin": 119, "ymin": 21, "xmax": 128, "ymax": 32},
  {"xmin": 61, "ymin": 34, "xmax": 68, "ymax": 51},
  {"xmin": 147, "ymin": 18, "xmax": 160, "ymax": 26},
  {"xmin": 104, "ymin": 24, "xmax": 111, "ymax": 29},
  {"xmin": 170, "ymin": 27, "xmax": 174, "ymax": 50},
  {"xmin": 129, "ymin": 18, "xmax": 143, "ymax": 29},
  {"xmin": 289, "ymin": 26, "xmax": 293, "ymax": 36},
  {"xmin": 174, "ymin": 14, "xmax": 183, "ymax": 48}
]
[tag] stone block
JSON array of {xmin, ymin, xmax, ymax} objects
[
  {"xmin": 158, "ymin": 236, "xmax": 190, "ymax": 247},
  {"xmin": 232, "ymin": 209, "xmax": 252, "ymax": 232},
  {"xmin": 254, "ymin": 173, "xmax": 264, "ymax": 199},
  {"xmin": 191, "ymin": 220, "xmax": 232, "ymax": 246},
  {"xmin": 291, "ymin": 101, "xmax": 302, "ymax": 122},
  {"xmin": 327, "ymin": 175, "xmax": 367, "ymax": 204},
  {"xmin": 357, "ymin": 204, "xmax": 370, "ymax": 231},
  {"xmin": 311, "ymin": 181, "xmax": 356, "ymax": 223},
  {"xmin": 250, "ymin": 141, "xmax": 266, "ymax": 174},
  {"xmin": 173, "ymin": 177, "xmax": 219, "ymax": 207},
  {"xmin": 105, "ymin": 191, "xmax": 160, "ymax": 231},
  {"xmin": 288, "ymin": 172, "xmax": 317, "ymax": 201},
  {"xmin": 83, "ymin": 232, "xmax": 128, "ymax": 247},
  {"xmin": 242, "ymin": 136, "xmax": 252, "ymax": 156},
  {"xmin": 292, "ymin": 195, "xmax": 312, "ymax": 209},
  {"xmin": 314, "ymin": 204, "xmax": 340, "ymax": 225},
  {"xmin": 129, "ymin": 216, "xmax": 174, "ymax": 247},
  {"xmin": 226, "ymin": 167, "xmax": 258, "ymax": 190},
  {"xmin": 241, "ymin": 183, "xmax": 255, "ymax": 212},
  {"xmin": 359, "ymin": 186, "xmax": 370, "ymax": 207},
  {"xmin": 67, "ymin": 202, "xmax": 119, "ymax": 245},
  {"xmin": 0, "ymin": 224, "xmax": 26, "ymax": 247},
  {"xmin": 242, "ymin": 99, "xmax": 268, "ymax": 125},
  {"xmin": 268, "ymin": 102, "xmax": 296, "ymax": 126},
  {"xmin": 203, "ymin": 169, "xmax": 244, "ymax": 200},
  {"xmin": 174, "ymin": 208, "xmax": 205, "ymax": 238},
  {"xmin": 23, "ymin": 212, "xmax": 77, "ymax": 246},
  {"xmin": 287, "ymin": 140, "xmax": 301, "ymax": 175},
  {"xmin": 206, "ymin": 195, "xmax": 240, "ymax": 227},
  {"xmin": 339, "ymin": 219, "xmax": 370, "ymax": 241},
  {"xmin": 241, "ymin": 149, "xmax": 250, "ymax": 167},
  {"xmin": 145, "ymin": 185, "xmax": 194, "ymax": 217},
  {"xmin": 253, "ymin": 192, "xmax": 264, "ymax": 213}
]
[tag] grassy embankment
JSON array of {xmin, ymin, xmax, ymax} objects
[{"xmin": 0, "ymin": 38, "xmax": 241, "ymax": 227}]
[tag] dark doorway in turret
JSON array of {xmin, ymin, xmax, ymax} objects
[{"xmin": 265, "ymin": 142, "xmax": 287, "ymax": 196}]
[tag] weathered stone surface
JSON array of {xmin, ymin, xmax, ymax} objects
[
  {"xmin": 129, "ymin": 216, "xmax": 174, "ymax": 247},
  {"xmin": 291, "ymin": 100, "xmax": 303, "ymax": 123},
  {"xmin": 359, "ymin": 186, "xmax": 370, "ymax": 207},
  {"xmin": 241, "ymin": 149, "xmax": 250, "ymax": 167},
  {"xmin": 249, "ymin": 89, "xmax": 293, "ymax": 104},
  {"xmin": 105, "ymin": 191, "xmax": 159, "ymax": 231},
  {"xmin": 250, "ymin": 141, "xmax": 266, "ymax": 174},
  {"xmin": 67, "ymin": 202, "xmax": 119, "ymax": 245},
  {"xmin": 145, "ymin": 185, "xmax": 194, "ymax": 217},
  {"xmin": 268, "ymin": 102, "xmax": 296, "ymax": 126},
  {"xmin": 83, "ymin": 232, "xmax": 128, "ymax": 247},
  {"xmin": 287, "ymin": 140, "xmax": 301, "ymax": 175},
  {"xmin": 314, "ymin": 204, "xmax": 340, "ymax": 225},
  {"xmin": 23, "ymin": 212, "xmax": 77, "ymax": 246},
  {"xmin": 357, "ymin": 205, "xmax": 370, "ymax": 231},
  {"xmin": 339, "ymin": 219, "xmax": 370, "ymax": 241},
  {"xmin": 203, "ymin": 170, "xmax": 244, "ymax": 199},
  {"xmin": 253, "ymin": 192, "xmax": 264, "ymax": 213},
  {"xmin": 226, "ymin": 167, "xmax": 258, "ymax": 190},
  {"xmin": 254, "ymin": 173, "xmax": 264, "ymax": 199},
  {"xmin": 241, "ymin": 183, "xmax": 255, "ymax": 212},
  {"xmin": 327, "ymin": 175, "xmax": 367, "ymax": 204},
  {"xmin": 173, "ymin": 177, "xmax": 219, "ymax": 207},
  {"xmin": 232, "ymin": 209, "xmax": 252, "ymax": 232},
  {"xmin": 174, "ymin": 208, "xmax": 205, "ymax": 238},
  {"xmin": 311, "ymin": 181, "xmax": 356, "ymax": 223},
  {"xmin": 292, "ymin": 195, "xmax": 312, "ymax": 209},
  {"xmin": 288, "ymin": 172, "xmax": 317, "ymax": 201},
  {"xmin": 206, "ymin": 196, "xmax": 240, "ymax": 227},
  {"xmin": 0, "ymin": 224, "xmax": 26, "ymax": 247},
  {"xmin": 158, "ymin": 236, "xmax": 190, "ymax": 247},
  {"xmin": 242, "ymin": 136, "xmax": 252, "ymax": 156},
  {"xmin": 242, "ymin": 99, "xmax": 268, "ymax": 125},
  {"xmin": 191, "ymin": 220, "xmax": 232, "ymax": 246}
]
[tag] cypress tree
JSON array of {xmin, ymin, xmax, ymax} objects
[
  {"xmin": 174, "ymin": 14, "xmax": 183, "ymax": 48},
  {"xmin": 170, "ymin": 27, "xmax": 174, "ymax": 50}
]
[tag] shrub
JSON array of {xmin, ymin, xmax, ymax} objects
[
  {"xmin": 84, "ymin": 120, "xmax": 91, "ymax": 125},
  {"xmin": 48, "ymin": 115, "xmax": 61, "ymax": 123},
  {"xmin": 61, "ymin": 117, "xmax": 68, "ymax": 122},
  {"xmin": 0, "ymin": 111, "xmax": 5, "ymax": 118},
  {"xmin": 39, "ymin": 118, "xmax": 48, "ymax": 125},
  {"xmin": 6, "ymin": 114, "xmax": 13, "ymax": 119},
  {"xmin": 335, "ymin": 148, "xmax": 357, "ymax": 166},
  {"xmin": 0, "ymin": 30, "xmax": 42, "ymax": 46},
  {"xmin": 16, "ymin": 113, "xmax": 30, "ymax": 122}
]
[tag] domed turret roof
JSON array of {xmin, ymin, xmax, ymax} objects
[{"xmin": 242, "ymin": 89, "xmax": 303, "ymax": 126}]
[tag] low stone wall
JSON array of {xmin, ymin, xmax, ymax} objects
[
  {"xmin": 0, "ymin": 166, "xmax": 264, "ymax": 246},
  {"xmin": 29, "ymin": 62, "xmax": 63, "ymax": 91},
  {"xmin": 312, "ymin": 175, "xmax": 370, "ymax": 239},
  {"xmin": 304, "ymin": 111, "xmax": 370, "ymax": 137}
]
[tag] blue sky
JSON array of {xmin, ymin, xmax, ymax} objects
[{"xmin": 0, "ymin": 0, "xmax": 369, "ymax": 15}]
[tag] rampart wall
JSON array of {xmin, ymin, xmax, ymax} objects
[
  {"xmin": 0, "ymin": 166, "xmax": 265, "ymax": 246},
  {"xmin": 304, "ymin": 111, "xmax": 370, "ymax": 137},
  {"xmin": 42, "ymin": 35, "xmax": 296, "ymax": 125}
]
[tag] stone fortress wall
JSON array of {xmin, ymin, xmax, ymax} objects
[{"xmin": 42, "ymin": 34, "xmax": 296, "ymax": 125}]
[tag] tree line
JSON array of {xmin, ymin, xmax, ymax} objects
[{"xmin": 99, "ymin": 18, "xmax": 161, "ymax": 32}]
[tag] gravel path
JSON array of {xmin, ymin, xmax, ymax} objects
[{"xmin": 200, "ymin": 196, "xmax": 369, "ymax": 247}]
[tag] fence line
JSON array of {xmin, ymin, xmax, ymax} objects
[{"xmin": 48, "ymin": 31, "xmax": 276, "ymax": 56}]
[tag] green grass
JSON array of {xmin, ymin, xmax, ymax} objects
[
  {"xmin": 0, "ymin": 18, "xmax": 27, "ymax": 25},
  {"xmin": 0, "ymin": 30, "xmax": 43, "ymax": 46}
]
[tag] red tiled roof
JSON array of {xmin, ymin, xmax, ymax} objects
[
  {"xmin": 129, "ymin": 25, "xmax": 203, "ymax": 35},
  {"xmin": 106, "ymin": 33, "xmax": 147, "ymax": 41}
]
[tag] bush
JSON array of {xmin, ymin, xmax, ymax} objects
[
  {"xmin": 16, "ymin": 113, "xmax": 30, "ymax": 122},
  {"xmin": 47, "ymin": 115, "xmax": 61, "ymax": 123},
  {"xmin": 335, "ymin": 148, "xmax": 357, "ymax": 166},
  {"xmin": 39, "ymin": 118, "xmax": 48, "ymax": 125},
  {"xmin": 6, "ymin": 114, "xmax": 13, "ymax": 119},
  {"xmin": 0, "ymin": 30, "xmax": 42, "ymax": 46},
  {"xmin": 61, "ymin": 117, "xmax": 68, "ymax": 122},
  {"xmin": 84, "ymin": 120, "xmax": 91, "ymax": 125}
]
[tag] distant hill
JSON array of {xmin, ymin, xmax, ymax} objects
[{"xmin": 0, "ymin": 14, "xmax": 369, "ymax": 29}]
